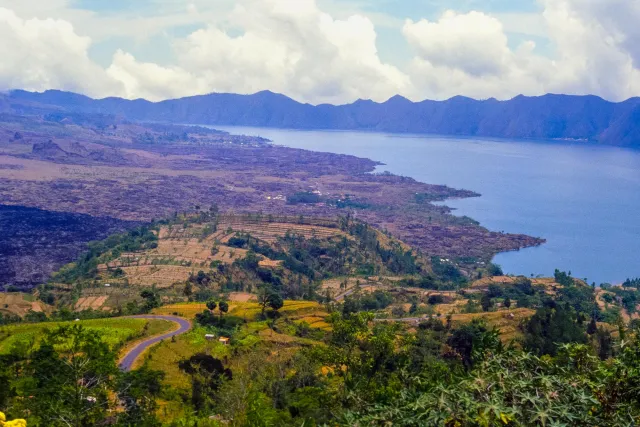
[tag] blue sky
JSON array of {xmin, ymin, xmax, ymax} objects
[{"xmin": 0, "ymin": 0, "xmax": 638, "ymax": 103}]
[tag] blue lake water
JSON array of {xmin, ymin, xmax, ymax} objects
[{"xmin": 218, "ymin": 126, "xmax": 640, "ymax": 285}]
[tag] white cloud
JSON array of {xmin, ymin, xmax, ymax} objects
[
  {"xmin": 403, "ymin": 5, "xmax": 640, "ymax": 102},
  {"xmin": 2, "ymin": 0, "xmax": 640, "ymax": 103},
  {"xmin": 540, "ymin": 0, "xmax": 640, "ymax": 101},
  {"xmin": 403, "ymin": 11, "xmax": 511, "ymax": 77},
  {"xmin": 493, "ymin": 12, "xmax": 548, "ymax": 38},
  {"xmin": 111, "ymin": 0, "xmax": 410, "ymax": 103},
  {"xmin": 403, "ymin": 10, "xmax": 550, "ymax": 100},
  {"xmin": 0, "ymin": 7, "xmax": 122, "ymax": 96}
]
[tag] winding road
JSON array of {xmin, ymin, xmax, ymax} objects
[{"xmin": 118, "ymin": 315, "xmax": 192, "ymax": 372}]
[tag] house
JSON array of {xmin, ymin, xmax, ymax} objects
[
  {"xmin": 219, "ymin": 337, "xmax": 230, "ymax": 346},
  {"xmin": 205, "ymin": 334, "xmax": 216, "ymax": 341}
]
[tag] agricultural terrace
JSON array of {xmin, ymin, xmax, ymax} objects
[
  {"xmin": 0, "ymin": 317, "xmax": 174, "ymax": 354},
  {"xmin": 153, "ymin": 300, "xmax": 326, "ymax": 324},
  {"xmin": 0, "ymin": 292, "xmax": 50, "ymax": 317},
  {"xmin": 96, "ymin": 214, "xmax": 348, "ymax": 289}
]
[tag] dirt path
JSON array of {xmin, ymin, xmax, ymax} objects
[{"xmin": 118, "ymin": 315, "xmax": 192, "ymax": 372}]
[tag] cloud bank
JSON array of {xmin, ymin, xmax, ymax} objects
[{"xmin": 1, "ymin": 0, "xmax": 640, "ymax": 104}]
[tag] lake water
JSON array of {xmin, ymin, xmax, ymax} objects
[{"xmin": 218, "ymin": 126, "xmax": 640, "ymax": 285}]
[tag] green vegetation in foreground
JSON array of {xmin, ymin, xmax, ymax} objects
[
  {"xmin": 2, "ymin": 302, "xmax": 640, "ymax": 427},
  {"xmin": 0, "ymin": 318, "xmax": 173, "ymax": 354},
  {"xmin": 5, "ymin": 207, "xmax": 640, "ymax": 426}
]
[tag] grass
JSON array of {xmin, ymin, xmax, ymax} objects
[
  {"xmin": 145, "ymin": 301, "xmax": 328, "ymax": 391},
  {"xmin": 0, "ymin": 317, "xmax": 174, "ymax": 354},
  {"xmin": 450, "ymin": 308, "xmax": 535, "ymax": 342},
  {"xmin": 143, "ymin": 326, "xmax": 228, "ymax": 389},
  {"xmin": 153, "ymin": 300, "xmax": 323, "ymax": 321},
  {"xmin": 295, "ymin": 316, "xmax": 331, "ymax": 331}
]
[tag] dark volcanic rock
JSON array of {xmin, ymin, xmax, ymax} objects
[
  {"xmin": 0, "ymin": 205, "xmax": 138, "ymax": 289},
  {"xmin": 32, "ymin": 140, "xmax": 69, "ymax": 159}
]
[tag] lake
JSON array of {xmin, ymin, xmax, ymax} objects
[{"xmin": 218, "ymin": 126, "xmax": 640, "ymax": 285}]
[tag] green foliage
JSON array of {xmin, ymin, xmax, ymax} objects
[
  {"xmin": 487, "ymin": 263, "xmax": 503, "ymax": 277},
  {"xmin": 118, "ymin": 367, "xmax": 165, "ymax": 426},
  {"xmin": 0, "ymin": 325, "xmax": 161, "ymax": 427},
  {"xmin": 523, "ymin": 302, "xmax": 588, "ymax": 356},
  {"xmin": 287, "ymin": 192, "xmax": 322, "ymax": 205},
  {"xmin": 610, "ymin": 287, "xmax": 640, "ymax": 314},
  {"xmin": 431, "ymin": 257, "xmax": 467, "ymax": 286},
  {"xmin": 140, "ymin": 289, "xmax": 161, "ymax": 313},
  {"xmin": 447, "ymin": 320, "xmax": 502, "ymax": 369},
  {"xmin": 554, "ymin": 269, "xmax": 575, "ymax": 287},
  {"xmin": 480, "ymin": 293, "xmax": 493, "ymax": 312},
  {"xmin": 218, "ymin": 301, "xmax": 229, "ymax": 314},
  {"xmin": 53, "ymin": 225, "xmax": 158, "ymax": 284},
  {"xmin": 343, "ymin": 290, "xmax": 394, "ymax": 313},
  {"xmin": 343, "ymin": 342, "xmax": 640, "ymax": 426},
  {"xmin": 178, "ymin": 354, "xmax": 232, "ymax": 412}
]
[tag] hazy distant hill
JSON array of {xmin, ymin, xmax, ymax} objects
[{"xmin": 8, "ymin": 89, "xmax": 640, "ymax": 146}]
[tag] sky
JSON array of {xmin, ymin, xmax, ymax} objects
[{"xmin": 1, "ymin": 0, "xmax": 640, "ymax": 104}]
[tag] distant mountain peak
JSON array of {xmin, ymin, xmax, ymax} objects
[
  {"xmin": 385, "ymin": 95, "xmax": 412, "ymax": 105},
  {"xmin": 7, "ymin": 89, "xmax": 640, "ymax": 146}
]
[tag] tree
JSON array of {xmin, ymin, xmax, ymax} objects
[
  {"xmin": 503, "ymin": 296, "xmax": 512, "ymax": 310},
  {"xmin": 448, "ymin": 320, "xmax": 502, "ymax": 369},
  {"xmin": 342, "ymin": 296, "xmax": 360, "ymax": 316},
  {"xmin": 117, "ymin": 367, "xmax": 165, "ymax": 426},
  {"xmin": 268, "ymin": 293, "xmax": 284, "ymax": 313},
  {"xmin": 257, "ymin": 288, "xmax": 283, "ymax": 317},
  {"xmin": 206, "ymin": 300, "xmax": 217, "ymax": 312},
  {"xmin": 516, "ymin": 294, "xmax": 532, "ymax": 308},
  {"xmin": 140, "ymin": 290, "xmax": 160, "ymax": 313},
  {"xmin": 179, "ymin": 354, "xmax": 232, "ymax": 412},
  {"xmin": 183, "ymin": 281, "xmax": 193, "ymax": 298},
  {"xmin": 409, "ymin": 301, "xmax": 418, "ymax": 314},
  {"xmin": 258, "ymin": 287, "xmax": 272, "ymax": 317},
  {"xmin": 18, "ymin": 326, "xmax": 119, "ymax": 426},
  {"xmin": 595, "ymin": 327, "xmax": 614, "ymax": 360},
  {"xmin": 218, "ymin": 301, "xmax": 229, "ymax": 319},
  {"xmin": 587, "ymin": 316, "xmax": 598, "ymax": 335},
  {"xmin": 488, "ymin": 263, "xmax": 503, "ymax": 277},
  {"xmin": 480, "ymin": 294, "xmax": 493, "ymax": 312},
  {"xmin": 523, "ymin": 304, "xmax": 587, "ymax": 356}
]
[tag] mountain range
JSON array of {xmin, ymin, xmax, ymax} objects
[{"xmin": 5, "ymin": 89, "xmax": 640, "ymax": 146}]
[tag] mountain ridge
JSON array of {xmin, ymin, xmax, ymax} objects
[{"xmin": 7, "ymin": 89, "xmax": 640, "ymax": 146}]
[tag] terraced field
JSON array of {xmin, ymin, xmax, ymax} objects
[
  {"xmin": 153, "ymin": 300, "xmax": 325, "ymax": 321},
  {"xmin": 449, "ymin": 308, "xmax": 536, "ymax": 342},
  {"xmin": 0, "ymin": 292, "xmax": 50, "ymax": 317},
  {"xmin": 96, "ymin": 215, "xmax": 349, "ymax": 289}
]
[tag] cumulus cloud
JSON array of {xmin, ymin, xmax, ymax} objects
[
  {"xmin": 540, "ymin": 0, "xmax": 640, "ymax": 101},
  {"xmin": 2, "ymin": 0, "xmax": 640, "ymax": 103},
  {"xmin": 403, "ymin": 4, "xmax": 640, "ymax": 102},
  {"xmin": 110, "ymin": 0, "xmax": 409, "ymax": 103},
  {"xmin": 403, "ymin": 11, "xmax": 511, "ymax": 77},
  {"xmin": 403, "ymin": 10, "xmax": 550, "ymax": 100},
  {"xmin": 0, "ymin": 7, "xmax": 122, "ymax": 96}
]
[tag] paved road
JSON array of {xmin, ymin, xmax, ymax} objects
[{"xmin": 118, "ymin": 315, "xmax": 192, "ymax": 372}]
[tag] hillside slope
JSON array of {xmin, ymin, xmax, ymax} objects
[{"xmin": 7, "ymin": 90, "xmax": 640, "ymax": 146}]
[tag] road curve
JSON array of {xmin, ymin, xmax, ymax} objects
[{"xmin": 119, "ymin": 315, "xmax": 192, "ymax": 372}]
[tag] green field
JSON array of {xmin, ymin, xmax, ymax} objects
[{"xmin": 0, "ymin": 317, "xmax": 174, "ymax": 354}]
